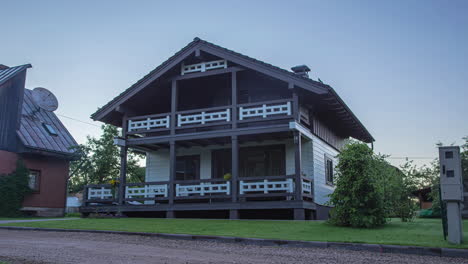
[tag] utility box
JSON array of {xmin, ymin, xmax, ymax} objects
[
  {"xmin": 439, "ymin": 146, "xmax": 463, "ymax": 201},
  {"xmin": 439, "ymin": 146, "xmax": 464, "ymax": 244}
]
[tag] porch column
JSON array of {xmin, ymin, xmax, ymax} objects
[
  {"xmin": 231, "ymin": 135, "xmax": 239, "ymax": 203},
  {"xmin": 169, "ymin": 140, "xmax": 176, "ymax": 205},
  {"xmin": 292, "ymin": 88, "xmax": 300, "ymax": 122},
  {"xmin": 118, "ymin": 115, "xmax": 128, "ymax": 206},
  {"xmin": 294, "ymin": 131, "xmax": 302, "ymax": 201},
  {"xmin": 171, "ymin": 80, "xmax": 178, "ymax": 135},
  {"xmin": 231, "ymin": 71, "xmax": 237, "ymax": 129}
]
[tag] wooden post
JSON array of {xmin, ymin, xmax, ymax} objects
[
  {"xmin": 231, "ymin": 135, "xmax": 239, "ymax": 203},
  {"xmin": 294, "ymin": 131, "xmax": 302, "ymax": 201},
  {"xmin": 171, "ymin": 80, "xmax": 178, "ymax": 135},
  {"xmin": 169, "ymin": 140, "xmax": 176, "ymax": 205},
  {"xmin": 292, "ymin": 89, "xmax": 300, "ymax": 122},
  {"xmin": 231, "ymin": 71, "xmax": 237, "ymax": 129},
  {"xmin": 118, "ymin": 115, "xmax": 128, "ymax": 206},
  {"xmin": 294, "ymin": 208, "xmax": 305, "ymax": 220}
]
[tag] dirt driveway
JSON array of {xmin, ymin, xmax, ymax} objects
[{"xmin": 0, "ymin": 229, "xmax": 465, "ymax": 264}]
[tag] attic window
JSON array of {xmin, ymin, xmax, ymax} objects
[{"xmin": 43, "ymin": 123, "xmax": 58, "ymax": 136}]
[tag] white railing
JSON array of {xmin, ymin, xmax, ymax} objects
[
  {"xmin": 176, "ymin": 181, "xmax": 230, "ymax": 197},
  {"xmin": 239, "ymin": 101, "xmax": 291, "ymax": 120},
  {"xmin": 178, "ymin": 109, "xmax": 230, "ymax": 126},
  {"xmin": 181, "ymin": 60, "xmax": 227, "ymax": 75},
  {"xmin": 88, "ymin": 187, "xmax": 113, "ymax": 200},
  {"xmin": 302, "ymin": 179, "xmax": 312, "ymax": 194},
  {"xmin": 128, "ymin": 116, "xmax": 170, "ymax": 132},
  {"xmin": 239, "ymin": 179, "xmax": 294, "ymax": 194},
  {"xmin": 125, "ymin": 184, "xmax": 168, "ymax": 199}
]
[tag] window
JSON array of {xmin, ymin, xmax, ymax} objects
[
  {"xmin": 240, "ymin": 145, "xmax": 285, "ymax": 177},
  {"xmin": 325, "ymin": 155, "xmax": 334, "ymax": 185},
  {"xmin": 176, "ymin": 155, "xmax": 200, "ymax": 181},
  {"xmin": 28, "ymin": 170, "xmax": 40, "ymax": 192},
  {"xmin": 42, "ymin": 123, "xmax": 58, "ymax": 136},
  {"xmin": 212, "ymin": 149, "xmax": 231, "ymax": 179}
]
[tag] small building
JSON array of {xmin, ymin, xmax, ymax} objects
[
  {"xmin": 81, "ymin": 38, "xmax": 374, "ymax": 220},
  {"xmin": 0, "ymin": 64, "xmax": 78, "ymax": 216}
]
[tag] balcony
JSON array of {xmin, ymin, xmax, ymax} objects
[
  {"xmin": 83, "ymin": 176, "xmax": 313, "ymax": 205},
  {"xmin": 126, "ymin": 99, "xmax": 293, "ymax": 137}
]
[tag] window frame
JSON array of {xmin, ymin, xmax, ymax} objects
[
  {"xmin": 175, "ymin": 155, "xmax": 201, "ymax": 181},
  {"xmin": 28, "ymin": 170, "xmax": 41, "ymax": 193},
  {"xmin": 324, "ymin": 154, "xmax": 334, "ymax": 186}
]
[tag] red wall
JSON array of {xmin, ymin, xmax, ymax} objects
[
  {"xmin": 0, "ymin": 150, "xmax": 69, "ymax": 209},
  {"xmin": 0, "ymin": 150, "xmax": 19, "ymax": 174}
]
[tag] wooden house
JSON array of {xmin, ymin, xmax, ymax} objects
[
  {"xmin": 0, "ymin": 64, "xmax": 78, "ymax": 216},
  {"xmin": 82, "ymin": 38, "xmax": 374, "ymax": 220}
]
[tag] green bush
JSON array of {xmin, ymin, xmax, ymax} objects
[
  {"xmin": 0, "ymin": 160, "xmax": 32, "ymax": 217},
  {"xmin": 328, "ymin": 142, "xmax": 387, "ymax": 228}
]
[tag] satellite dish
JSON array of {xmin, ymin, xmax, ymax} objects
[{"xmin": 31, "ymin": 87, "xmax": 58, "ymax": 112}]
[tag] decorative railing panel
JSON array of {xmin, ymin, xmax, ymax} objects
[
  {"xmin": 302, "ymin": 178, "xmax": 312, "ymax": 194},
  {"xmin": 125, "ymin": 184, "xmax": 168, "ymax": 198},
  {"xmin": 88, "ymin": 187, "xmax": 113, "ymax": 200},
  {"xmin": 239, "ymin": 101, "xmax": 291, "ymax": 120},
  {"xmin": 239, "ymin": 178, "xmax": 294, "ymax": 194},
  {"xmin": 178, "ymin": 108, "xmax": 230, "ymax": 127},
  {"xmin": 176, "ymin": 181, "xmax": 230, "ymax": 197},
  {"xmin": 128, "ymin": 115, "xmax": 170, "ymax": 132},
  {"xmin": 181, "ymin": 60, "xmax": 227, "ymax": 75}
]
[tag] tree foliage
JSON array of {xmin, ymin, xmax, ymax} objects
[
  {"xmin": 68, "ymin": 124, "xmax": 145, "ymax": 193},
  {"xmin": 328, "ymin": 142, "xmax": 387, "ymax": 228},
  {"xmin": 0, "ymin": 160, "xmax": 32, "ymax": 217}
]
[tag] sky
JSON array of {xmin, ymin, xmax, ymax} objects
[{"xmin": 1, "ymin": 0, "xmax": 467, "ymax": 168}]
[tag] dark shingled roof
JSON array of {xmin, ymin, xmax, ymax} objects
[
  {"xmin": 91, "ymin": 37, "xmax": 374, "ymax": 142},
  {"xmin": 0, "ymin": 64, "xmax": 32, "ymax": 86},
  {"xmin": 17, "ymin": 89, "xmax": 78, "ymax": 157}
]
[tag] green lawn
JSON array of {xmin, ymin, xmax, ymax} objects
[{"xmin": 1, "ymin": 217, "xmax": 467, "ymax": 249}]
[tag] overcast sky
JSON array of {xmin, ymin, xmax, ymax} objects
[{"xmin": 1, "ymin": 0, "xmax": 467, "ymax": 167}]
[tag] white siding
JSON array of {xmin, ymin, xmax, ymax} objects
[{"xmin": 312, "ymin": 134, "xmax": 339, "ymax": 205}]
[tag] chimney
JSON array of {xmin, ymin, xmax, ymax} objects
[
  {"xmin": 291, "ymin": 65, "xmax": 311, "ymax": 78},
  {"xmin": 0, "ymin": 64, "xmax": 9, "ymax": 70}
]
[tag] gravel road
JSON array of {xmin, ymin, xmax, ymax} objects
[{"xmin": 0, "ymin": 229, "xmax": 465, "ymax": 264}]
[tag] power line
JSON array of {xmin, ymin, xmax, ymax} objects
[{"xmin": 56, "ymin": 113, "xmax": 101, "ymax": 128}]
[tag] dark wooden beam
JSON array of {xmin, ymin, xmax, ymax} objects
[
  {"xmin": 171, "ymin": 66, "xmax": 244, "ymax": 81},
  {"xmin": 294, "ymin": 131, "xmax": 302, "ymax": 201},
  {"xmin": 231, "ymin": 71, "xmax": 238, "ymax": 129},
  {"xmin": 231, "ymin": 135, "xmax": 239, "ymax": 203},
  {"xmin": 169, "ymin": 141, "xmax": 176, "ymax": 205},
  {"xmin": 170, "ymin": 80, "xmax": 177, "ymax": 135}
]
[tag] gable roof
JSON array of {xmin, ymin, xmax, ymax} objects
[
  {"xmin": 0, "ymin": 64, "xmax": 32, "ymax": 86},
  {"xmin": 18, "ymin": 89, "xmax": 78, "ymax": 158},
  {"xmin": 91, "ymin": 37, "xmax": 374, "ymax": 143}
]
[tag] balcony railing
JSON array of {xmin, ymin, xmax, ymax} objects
[
  {"xmin": 126, "ymin": 99, "xmax": 293, "ymax": 134},
  {"xmin": 83, "ymin": 175, "xmax": 313, "ymax": 205},
  {"xmin": 181, "ymin": 60, "xmax": 227, "ymax": 75}
]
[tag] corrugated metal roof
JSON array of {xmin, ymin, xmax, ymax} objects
[
  {"xmin": 0, "ymin": 64, "xmax": 32, "ymax": 86},
  {"xmin": 18, "ymin": 89, "xmax": 78, "ymax": 156}
]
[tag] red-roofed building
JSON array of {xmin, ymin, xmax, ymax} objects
[{"xmin": 0, "ymin": 64, "xmax": 78, "ymax": 216}]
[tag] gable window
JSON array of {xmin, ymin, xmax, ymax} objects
[
  {"xmin": 176, "ymin": 155, "xmax": 200, "ymax": 181},
  {"xmin": 28, "ymin": 170, "xmax": 40, "ymax": 192},
  {"xmin": 325, "ymin": 155, "xmax": 334, "ymax": 185},
  {"xmin": 42, "ymin": 123, "xmax": 58, "ymax": 136},
  {"xmin": 240, "ymin": 145, "xmax": 285, "ymax": 178}
]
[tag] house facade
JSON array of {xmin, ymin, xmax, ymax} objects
[
  {"xmin": 82, "ymin": 38, "xmax": 374, "ymax": 220},
  {"xmin": 0, "ymin": 64, "xmax": 78, "ymax": 216}
]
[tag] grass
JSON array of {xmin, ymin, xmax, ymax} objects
[{"xmin": 0, "ymin": 217, "xmax": 467, "ymax": 249}]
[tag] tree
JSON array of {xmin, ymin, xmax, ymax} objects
[
  {"xmin": 328, "ymin": 142, "xmax": 387, "ymax": 228},
  {"xmin": 68, "ymin": 124, "xmax": 144, "ymax": 193},
  {"xmin": 0, "ymin": 160, "xmax": 32, "ymax": 216}
]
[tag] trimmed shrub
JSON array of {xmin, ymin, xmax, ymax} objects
[{"xmin": 0, "ymin": 160, "xmax": 31, "ymax": 217}]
